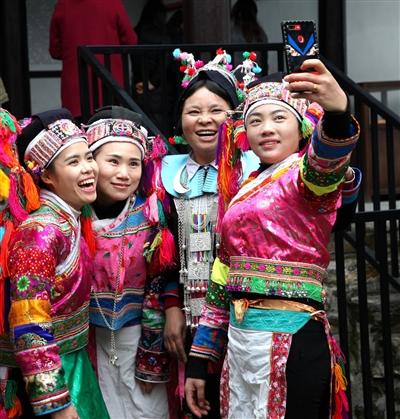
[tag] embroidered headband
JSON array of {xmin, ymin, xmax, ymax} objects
[
  {"xmin": 24, "ymin": 118, "xmax": 86, "ymax": 171},
  {"xmin": 86, "ymin": 118, "xmax": 148, "ymax": 159},
  {"xmin": 243, "ymin": 81, "xmax": 309, "ymax": 125},
  {"xmin": 16, "ymin": 108, "xmax": 86, "ymax": 174}
]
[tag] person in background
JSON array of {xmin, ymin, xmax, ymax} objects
[
  {"xmin": 185, "ymin": 60, "xmax": 360, "ymax": 419},
  {"xmin": 166, "ymin": 9, "xmax": 183, "ymax": 45},
  {"xmin": 84, "ymin": 105, "xmax": 178, "ymax": 419},
  {"xmin": 49, "ymin": 0, "xmax": 137, "ymax": 121},
  {"xmin": 230, "ymin": 0, "xmax": 269, "ymax": 70},
  {"xmin": 132, "ymin": 0, "xmax": 177, "ymax": 136},
  {"xmin": 0, "ymin": 108, "xmax": 109, "ymax": 418}
]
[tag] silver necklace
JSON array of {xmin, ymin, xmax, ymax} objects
[
  {"xmin": 175, "ymin": 194, "xmax": 218, "ymax": 328},
  {"xmin": 92, "ymin": 196, "xmax": 134, "ymax": 365}
]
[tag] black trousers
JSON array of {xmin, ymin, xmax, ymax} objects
[{"xmin": 285, "ymin": 319, "xmax": 331, "ymax": 419}]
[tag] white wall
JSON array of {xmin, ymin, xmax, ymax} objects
[{"xmin": 346, "ymin": 0, "xmax": 400, "ymax": 112}]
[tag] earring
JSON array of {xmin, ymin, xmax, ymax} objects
[{"xmin": 168, "ymin": 135, "xmax": 188, "ymax": 145}]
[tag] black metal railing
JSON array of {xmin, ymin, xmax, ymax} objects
[
  {"xmin": 77, "ymin": 43, "xmax": 284, "ymax": 139},
  {"xmin": 75, "ymin": 44, "xmax": 399, "ymax": 418},
  {"xmin": 327, "ymin": 62, "xmax": 400, "ymax": 418}
]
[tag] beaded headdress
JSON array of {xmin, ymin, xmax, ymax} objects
[
  {"xmin": 243, "ymin": 78, "xmax": 310, "ymax": 128},
  {"xmin": 86, "ymin": 118, "xmax": 148, "ymax": 159},
  {"xmin": 173, "ymin": 47, "xmax": 261, "ymax": 100},
  {"xmin": 170, "ymin": 48, "xmax": 261, "ymax": 144},
  {"xmin": 85, "ymin": 105, "xmax": 148, "ymax": 159}
]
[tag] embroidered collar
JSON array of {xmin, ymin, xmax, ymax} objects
[
  {"xmin": 229, "ymin": 153, "xmax": 300, "ymax": 208},
  {"xmin": 40, "ymin": 189, "xmax": 81, "ymax": 221},
  {"xmin": 186, "ymin": 154, "xmax": 218, "ymax": 182}
]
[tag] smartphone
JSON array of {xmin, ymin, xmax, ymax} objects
[{"xmin": 281, "ymin": 20, "xmax": 319, "ymax": 73}]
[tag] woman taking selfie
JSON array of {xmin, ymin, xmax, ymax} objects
[{"xmin": 185, "ymin": 59, "xmax": 359, "ymax": 419}]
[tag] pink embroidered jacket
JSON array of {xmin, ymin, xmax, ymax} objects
[{"xmin": 7, "ymin": 191, "xmax": 92, "ymax": 415}]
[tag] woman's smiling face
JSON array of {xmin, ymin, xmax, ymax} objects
[
  {"xmin": 41, "ymin": 141, "xmax": 98, "ymax": 210},
  {"xmin": 181, "ymin": 86, "xmax": 230, "ymax": 165},
  {"xmin": 246, "ymin": 103, "xmax": 302, "ymax": 165},
  {"xmin": 94, "ymin": 142, "xmax": 143, "ymax": 206}
]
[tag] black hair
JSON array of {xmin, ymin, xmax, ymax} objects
[{"xmin": 87, "ymin": 105, "xmax": 143, "ymax": 127}]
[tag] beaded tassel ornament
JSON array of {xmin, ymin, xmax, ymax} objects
[
  {"xmin": 0, "ymin": 110, "xmax": 40, "ymax": 284},
  {"xmin": 0, "ymin": 109, "xmax": 36, "ymax": 419},
  {"xmin": 142, "ymin": 135, "xmax": 176, "ymax": 274}
]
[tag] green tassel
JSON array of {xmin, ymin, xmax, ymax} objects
[
  {"xmin": 143, "ymin": 230, "xmax": 162, "ymax": 263},
  {"xmin": 0, "ymin": 110, "xmax": 17, "ymax": 133},
  {"xmin": 301, "ymin": 117, "xmax": 314, "ymax": 139},
  {"xmin": 172, "ymin": 135, "xmax": 188, "ymax": 145},
  {"xmin": 4, "ymin": 379, "xmax": 17, "ymax": 409},
  {"xmin": 81, "ymin": 204, "xmax": 92, "ymax": 217},
  {"xmin": 236, "ymin": 89, "xmax": 245, "ymax": 102},
  {"xmin": 157, "ymin": 200, "xmax": 167, "ymax": 227}
]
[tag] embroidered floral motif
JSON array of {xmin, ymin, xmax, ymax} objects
[
  {"xmin": 267, "ymin": 333, "xmax": 291, "ymax": 417},
  {"xmin": 135, "ymin": 347, "xmax": 169, "ymax": 382},
  {"xmin": 302, "ymin": 152, "xmax": 347, "ymax": 187},
  {"xmin": 12, "ymin": 275, "xmax": 47, "ymax": 300},
  {"xmin": 17, "ymin": 276, "xmax": 30, "ymax": 292},
  {"xmin": 206, "ymin": 281, "xmax": 231, "ymax": 309},
  {"xmin": 220, "ymin": 356, "xmax": 230, "ymax": 418},
  {"xmin": 15, "ymin": 333, "xmax": 47, "ymax": 350},
  {"xmin": 227, "ymin": 258, "xmax": 326, "ymax": 302}
]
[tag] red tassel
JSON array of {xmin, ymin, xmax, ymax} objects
[
  {"xmin": 81, "ymin": 216, "xmax": 96, "ymax": 257},
  {"xmin": 6, "ymin": 397, "xmax": 22, "ymax": 419},
  {"xmin": 80, "ymin": 206, "xmax": 96, "ymax": 257},
  {"xmin": 21, "ymin": 171, "xmax": 40, "ymax": 213},
  {"xmin": 332, "ymin": 362, "xmax": 349, "ymax": 419},
  {"xmin": 0, "ymin": 220, "xmax": 14, "ymax": 281},
  {"xmin": 158, "ymin": 228, "xmax": 176, "ymax": 269},
  {"xmin": 8, "ymin": 174, "xmax": 29, "ymax": 223}
]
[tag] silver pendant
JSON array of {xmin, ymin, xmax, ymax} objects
[
  {"xmin": 188, "ymin": 260, "xmax": 209, "ymax": 280},
  {"xmin": 190, "ymin": 297, "xmax": 206, "ymax": 317},
  {"xmin": 109, "ymin": 353, "xmax": 118, "ymax": 366},
  {"xmin": 189, "ymin": 232, "xmax": 211, "ymax": 252}
]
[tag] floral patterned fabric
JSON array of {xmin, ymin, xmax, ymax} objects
[
  {"xmin": 7, "ymin": 191, "xmax": 93, "ymax": 415},
  {"xmin": 90, "ymin": 194, "xmax": 178, "ymax": 382}
]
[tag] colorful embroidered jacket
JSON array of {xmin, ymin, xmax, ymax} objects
[
  {"xmin": 6, "ymin": 190, "xmax": 92, "ymax": 416},
  {"xmin": 189, "ymin": 114, "xmax": 360, "ymax": 363},
  {"xmin": 89, "ymin": 194, "xmax": 179, "ymax": 382},
  {"xmin": 161, "ymin": 150, "xmax": 360, "ymax": 331}
]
